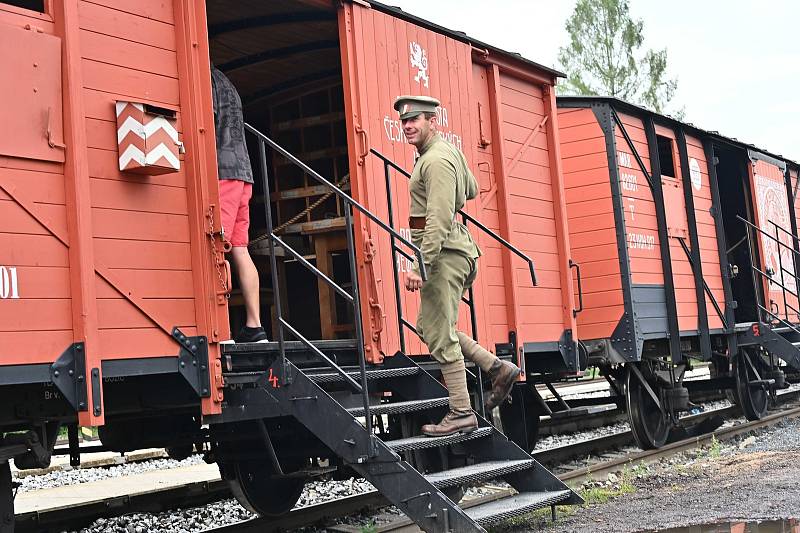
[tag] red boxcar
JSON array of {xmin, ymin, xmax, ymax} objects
[
  {"xmin": 0, "ymin": 1, "xmax": 582, "ymax": 530},
  {"xmin": 557, "ymin": 96, "xmax": 800, "ymax": 448}
]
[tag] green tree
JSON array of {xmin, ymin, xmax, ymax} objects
[{"xmin": 558, "ymin": 0, "xmax": 680, "ymax": 115}]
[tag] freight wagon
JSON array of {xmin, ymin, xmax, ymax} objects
[
  {"xmin": 0, "ymin": 1, "xmax": 584, "ymax": 531},
  {"xmin": 555, "ymin": 96, "xmax": 800, "ymax": 449}
]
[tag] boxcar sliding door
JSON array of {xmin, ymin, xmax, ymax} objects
[{"xmin": 748, "ymin": 151, "xmax": 799, "ymax": 323}]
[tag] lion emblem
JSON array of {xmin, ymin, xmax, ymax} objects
[{"xmin": 409, "ymin": 42, "xmax": 429, "ymax": 88}]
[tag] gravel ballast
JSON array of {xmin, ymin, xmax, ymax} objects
[{"xmin": 507, "ymin": 413, "xmax": 800, "ymax": 532}]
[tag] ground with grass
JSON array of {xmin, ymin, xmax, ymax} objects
[{"xmin": 494, "ymin": 417, "xmax": 800, "ymax": 533}]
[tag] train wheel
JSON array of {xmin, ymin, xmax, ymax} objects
[
  {"xmin": 626, "ymin": 363, "xmax": 670, "ymax": 449},
  {"xmin": 498, "ymin": 384, "xmax": 540, "ymax": 453},
  {"xmin": 227, "ymin": 458, "xmax": 306, "ymax": 517},
  {"xmin": 734, "ymin": 349, "xmax": 769, "ymax": 421},
  {"xmin": 1, "ymin": 461, "xmax": 13, "ymax": 533}
]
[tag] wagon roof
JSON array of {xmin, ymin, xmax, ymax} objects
[
  {"xmin": 559, "ymin": 95, "xmax": 799, "ymax": 168},
  {"xmin": 370, "ymin": 1, "xmax": 566, "ymax": 80}
]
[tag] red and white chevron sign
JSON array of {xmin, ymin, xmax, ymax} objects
[{"xmin": 115, "ymin": 101, "xmax": 181, "ymax": 175}]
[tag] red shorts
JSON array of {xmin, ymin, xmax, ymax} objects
[{"xmin": 219, "ymin": 179, "xmax": 253, "ymax": 247}]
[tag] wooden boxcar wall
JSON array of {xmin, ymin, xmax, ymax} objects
[
  {"xmin": 558, "ymin": 107, "xmax": 623, "ymax": 342},
  {"xmin": 749, "ymin": 154, "xmax": 799, "ymax": 322},
  {"xmin": 341, "ymin": 2, "xmax": 576, "ymax": 362},
  {"xmin": 557, "ymin": 102, "xmax": 726, "ymax": 353},
  {"xmin": 0, "ymin": 0, "xmax": 227, "ymax": 423},
  {"xmin": 0, "ymin": 3, "xmax": 69, "ymax": 364},
  {"xmin": 613, "ymin": 113, "xmax": 725, "ymax": 336}
]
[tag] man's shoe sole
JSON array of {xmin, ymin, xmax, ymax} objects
[
  {"xmin": 485, "ymin": 367, "xmax": 522, "ymax": 410},
  {"xmin": 421, "ymin": 425, "xmax": 478, "ymax": 437}
]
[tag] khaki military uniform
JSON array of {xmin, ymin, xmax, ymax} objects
[{"xmin": 409, "ymin": 133, "xmax": 481, "ymax": 364}]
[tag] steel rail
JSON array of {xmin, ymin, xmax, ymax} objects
[{"xmin": 560, "ymin": 402, "xmax": 800, "ymax": 486}]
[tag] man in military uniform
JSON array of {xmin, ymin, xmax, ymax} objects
[{"xmin": 395, "ymin": 95, "xmax": 520, "ymax": 437}]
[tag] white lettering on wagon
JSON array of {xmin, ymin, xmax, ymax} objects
[
  {"xmin": 0, "ymin": 266, "xmax": 20, "ymax": 299},
  {"xmin": 409, "ymin": 42, "xmax": 429, "ymax": 88},
  {"xmin": 383, "ymin": 105, "xmax": 462, "ymax": 151},
  {"xmin": 395, "ymin": 228, "xmax": 415, "ymax": 273},
  {"xmin": 689, "ymin": 157, "xmax": 702, "ymax": 191},
  {"xmin": 618, "ymin": 151, "xmax": 632, "ymax": 168},
  {"xmin": 620, "ymin": 171, "xmax": 638, "ymax": 192},
  {"xmin": 627, "ymin": 232, "xmax": 655, "ymax": 250}
]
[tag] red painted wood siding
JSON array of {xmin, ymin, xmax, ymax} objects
[
  {"xmin": 750, "ymin": 157, "xmax": 799, "ymax": 322},
  {"xmin": 0, "ymin": 6, "xmax": 72, "ymax": 364},
  {"xmin": 346, "ymin": 5, "xmax": 482, "ymax": 357},
  {"xmin": 558, "ymin": 108, "xmax": 623, "ymax": 340},
  {"xmin": 685, "ymin": 133, "xmax": 725, "ymax": 330},
  {"xmin": 77, "ymin": 0, "xmax": 198, "ymax": 359},
  {"xmin": 652, "ymin": 124, "xmax": 698, "ymax": 332},
  {"xmin": 471, "ymin": 64, "xmax": 511, "ymax": 345},
  {"xmin": 791, "ymin": 168, "xmax": 800, "ymax": 246},
  {"xmin": 345, "ymin": 4, "xmax": 567, "ymax": 358},
  {"xmin": 499, "ymin": 73, "xmax": 566, "ymax": 343}
]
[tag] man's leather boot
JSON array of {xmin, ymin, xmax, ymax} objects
[
  {"xmin": 422, "ymin": 359, "xmax": 478, "ymax": 436},
  {"xmin": 421, "ymin": 409, "xmax": 478, "ymax": 437},
  {"xmin": 485, "ymin": 359, "xmax": 521, "ymax": 411}
]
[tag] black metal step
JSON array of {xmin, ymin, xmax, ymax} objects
[
  {"xmin": 425, "ymin": 459, "xmax": 536, "ymax": 489},
  {"xmin": 347, "ymin": 397, "xmax": 449, "ymax": 417},
  {"xmin": 308, "ymin": 366, "xmax": 420, "ymax": 384},
  {"xmin": 221, "ymin": 339, "xmax": 359, "ymax": 354},
  {"xmin": 465, "ymin": 490, "xmax": 573, "ymax": 526},
  {"xmin": 385, "ymin": 427, "xmax": 492, "ymax": 453}
]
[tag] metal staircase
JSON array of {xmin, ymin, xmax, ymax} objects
[
  {"xmin": 209, "ymin": 126, "xmax": 581, "ymax": 532},
  {"xmin": 738, "ymin": 216, "xmax": 800, "ymax": 371},
  {"xmin": 221, "ymin": 346, "xmax": 579, "ymax": 532}
]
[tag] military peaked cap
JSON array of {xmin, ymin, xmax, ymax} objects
[{"xmin": 393, "ymin": 95, "xmax": 440, "ymax": 120}]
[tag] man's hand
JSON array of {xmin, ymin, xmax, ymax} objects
[{"xmin": 405, "ymin": 271, "xmax": 424, "ymax": 292}]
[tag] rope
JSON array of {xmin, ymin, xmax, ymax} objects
[{"xmin": 250, "ymin": 174, "xmax": 350, "ymax": 245}]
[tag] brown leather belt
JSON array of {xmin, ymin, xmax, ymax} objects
[{"xmin": 409, "ymin": 216, "xmax": 426, "ymax": 230}]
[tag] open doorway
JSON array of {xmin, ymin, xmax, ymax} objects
[
  {"xmin": 206, "ymin": 0, "xmax": 354, "ymax": 342},
  {"xmin": 715, "ymin": 145, "xmax": 758, "ymax": 322}
]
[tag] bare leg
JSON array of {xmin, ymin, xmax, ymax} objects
[{"xmin": 229, "ymin": 246, "xmax": 261, "ymax": 327}]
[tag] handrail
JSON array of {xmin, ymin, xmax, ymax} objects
[
  {"xmin": 370, "ymin": 148, "xmax": 537, "ymax": 286},
  {"xmin": 739, "ymin": 214, "xmax": 800, "ymax": 327},
  {"xmin": 248, "ymin": 124, "xmax": 415, "ymax": 457},
  {"xmin": 246, "ymin": 124, "xmax": 428, "ymax": 281},
  {"xmin": 769, "ymin": 219, "xmax": 800, "ymax": 250},
  {"xmin": 739, "ymin": 216, "xmax": 800, "ymax": 259}
]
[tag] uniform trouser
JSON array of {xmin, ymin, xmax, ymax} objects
[
  {"xmin": 416, "ymin": 250, "xmax": 478, "ymax": 365},
  {"xmin": 416, "ymin": 251, "xmax": 499, "ymax": 413}
]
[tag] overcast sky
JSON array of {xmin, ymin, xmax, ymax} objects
[{"xmin": 389, "ymin": 0, "xmax": 800, "ymax": 160}]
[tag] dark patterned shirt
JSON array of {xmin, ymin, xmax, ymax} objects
[{"xmin": 211, "ymin": 67, "xmax": 254, "ymax": 183}]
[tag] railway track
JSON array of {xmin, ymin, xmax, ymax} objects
[
  {"xmin": 15, "ymin": 387, "xmax": 799, "ymax": 533},
  {"xmin": 322, "ymin": 398, "xmax": 800, "ymax": 533}
]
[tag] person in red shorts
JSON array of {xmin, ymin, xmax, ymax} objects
[{"xmin": 212, "ymin": 66, "xmax": 267, "ymax": 343}]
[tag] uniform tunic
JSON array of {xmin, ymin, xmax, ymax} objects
[{"xmin": 410, "ymin": 133, "xmax": 481, "ymax": 364}]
